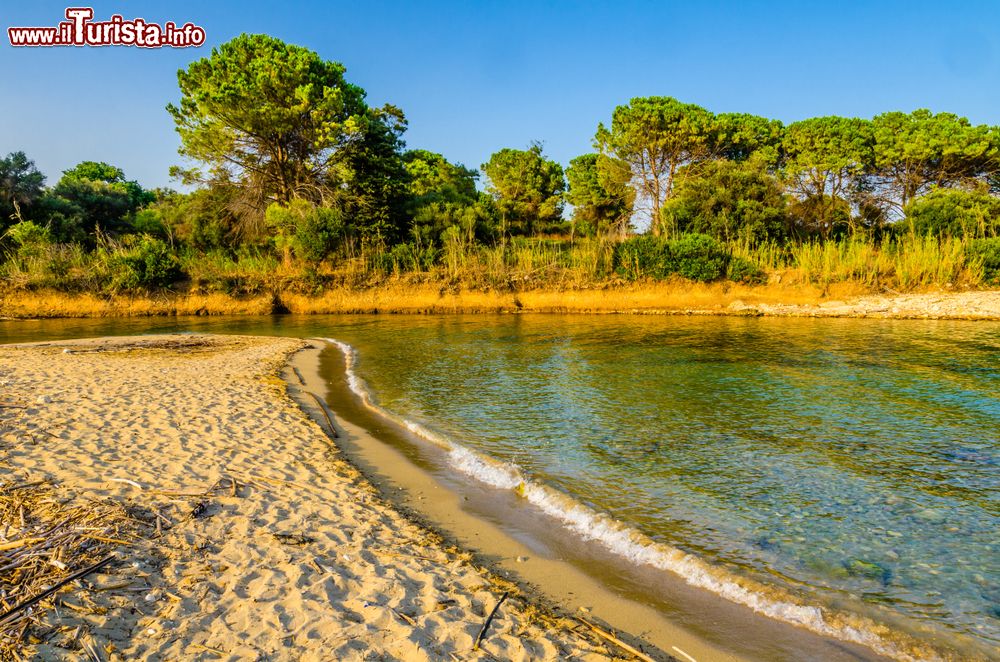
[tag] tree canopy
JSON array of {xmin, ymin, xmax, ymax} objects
[
  {"xmin": 481, "ymin": 143, "xmax": 565, "ymax": 237},
  {"xmin": 168, "ymin": 34, "xmax": 368, "ymax": 215}
]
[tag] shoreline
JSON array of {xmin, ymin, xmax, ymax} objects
[
  {"xmin": 3, "ymin": 284, "xmax": 1000, "ymax": 321},
  {"xmin": 286, "ymin": 343, "xmax": 751, "ymax": 662},
  {"xmin": 0, "ymin": 334, "xmax": 637, "ymax": 660}
]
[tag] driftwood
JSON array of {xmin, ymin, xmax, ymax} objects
[
  {"xmin": 292, "ymin": 367, "xmax": 306, "ymax": 386},
  {"xmin": 577, "ymin": 617, "xmax": 656, "ymax": 662},
  {"xmin": 306, "ymin": 392, "xmax": 339, "ymax": 439},
  {"xmin": 473, "ymin": 591, "xmax": 509, "ymax": 651}
]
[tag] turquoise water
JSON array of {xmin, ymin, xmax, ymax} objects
[{"xmin": 2, "ymin": 314, "xmax": 998, "ymax": 659}]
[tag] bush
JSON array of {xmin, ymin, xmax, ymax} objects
[
  {"xmin": 968, "ymin": 237, "xmax": 1000, "ymax": 284},
  {"xmin": 613, "ymin": 233, "xmax": 731, "ymax": 282},
  {"xmin": 3, "ymin": 220, "xmax": 51, "ymax": 258},
  {"xmin": 103, "ymin": 235, "xmax": 182, "ymax": 292},
  {"xmin": 726, "ymin": 256, "xmax": 766, "ymax": 284},
  {"xmin": 613, "ymin": 235, "xmax": 672, "ymax": 280},
  {"xmin": 905, "ymin": 188, "xmax": 1000, "ymax": 239},
  {"xmin": 670, "ymin": 233, "xmax": 729, "ymax": 281}
]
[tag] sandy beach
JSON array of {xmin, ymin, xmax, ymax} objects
[{"xmin": 0, "ymin": 334, "xmax": 661, "ymax": 661}]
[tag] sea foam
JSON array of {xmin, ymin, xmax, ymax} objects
[{"xmin": 318, "ymin": 337, "xmax": 935, "ymax": 662}]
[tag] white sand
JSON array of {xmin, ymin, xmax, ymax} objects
[{"xmin": 0, "ymin": 335, "xmax": 623, "ymax": 661}]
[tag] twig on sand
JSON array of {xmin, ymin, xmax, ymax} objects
[
  {"xmin": 390, "ymin": 606, "xmax": 417, "ymax": 627},
  {"xmin": 473, "ymin": 591, "xmax": 509, "ymax": 651},
  {"xmin": 109, "ymin": 478, "xmax": 143, "ymax": 490},
  {"xmin": 292, "ymin": 366, "xmax": 306, "ymax": 386},
  {"xmin": 577, "ymin": 617, "xmax": 657, "ymax": 662},
  {"xmin": 0, "ymin": 555, "xmax": 116, "ymax": 625}
]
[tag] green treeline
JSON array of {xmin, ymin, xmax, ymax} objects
[{"xmin": 3, "ymin": 33, "xmax": 1000, "ymax": 297}]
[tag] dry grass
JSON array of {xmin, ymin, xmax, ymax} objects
[
  {"xmin": 0, "ymin": 480, "xmax": 136, "ymax": 659},
  {"xmin": 1, "ymin": 279, "xmax": 971, "ymax": 319},
  {"xmin": 0, "ymin": 291, "xmax": 274, "ymax": 319}
]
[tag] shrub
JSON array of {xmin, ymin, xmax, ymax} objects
[
  {"xmin": 661, "ymin": 160, "xmax": 789, "ymax": 243},
  {"xmin": 904, "ymin": 188, "xmax": 1000, "ymax": 239},
  {"xmin": 613, "ymin": 233, "xmax": 731, "ymax": 282},
  {"xmin": 726, "ymin": 256, "xmax": 766, "ymax": 284},
  {"xmin": 3, "ymin": 221, "xmax": 51, "ymax": 258},
  {"xmin": 613, "ymin": 235, "xmax": 672, "ymax": 280},
  {"xmin": 103, "ymin": 235, "xmax": 182, "ymax": 292},
  {"xmin": 968, "ymin": 237, "xmax": 1000, "ymax": 284},
  {"xmin": 669, "ymin": 233, "xmax": 729, "ymax": 281}
]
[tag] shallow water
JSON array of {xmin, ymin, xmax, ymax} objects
[{"xmin": 3, "ymin": 314, "xmax": 998, "ymax": 659}]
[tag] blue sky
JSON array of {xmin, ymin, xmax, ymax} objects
[{"xmin": 2, "ymin": 0, "xmax": 999, "ymax": 189}]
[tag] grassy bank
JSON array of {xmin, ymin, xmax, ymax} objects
[{"xmin": 3, "ymin": 234, "xmax": 999, "ymax": 319}]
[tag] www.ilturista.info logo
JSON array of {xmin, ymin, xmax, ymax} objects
[{"xmin": 8, "ymin": 7, "xmax": 206, "ymax": 48}]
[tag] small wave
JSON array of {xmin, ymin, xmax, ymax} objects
[{"xmin": 319, "ymin": 338, "xmax": 940, "ymax": 662}]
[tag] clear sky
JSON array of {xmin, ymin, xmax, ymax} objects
[{"xmin": 2, "ymin": 0, "xmax": 999, "ymax": 189}]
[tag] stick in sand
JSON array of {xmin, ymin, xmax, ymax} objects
[
  {"xmin": 473, "ymin": 591, "xmax": 509, "ymax": 651},
  {"xmin": 577, "ymin": 617, "xmax": 657, "ymax": 662},
  {"xmin": 0, "ymin": 555, "xmax": 117, "ymax": 625}
]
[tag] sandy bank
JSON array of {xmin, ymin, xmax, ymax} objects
[
  {"xmin": 0, "ymin": 334, "xmax": 647, "ymax": 661},
  {"xmin": 3, "ymin": 284, "xmax": 1000, "ymax": 320}
]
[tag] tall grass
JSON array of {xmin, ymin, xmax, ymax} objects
[
  {"xmin": 788, "ymin": 235, "xmax": 981, "ymax": 289},
  {"xmin": 1, "ymin": 233, "xmax": 991, "ymax": 297}
]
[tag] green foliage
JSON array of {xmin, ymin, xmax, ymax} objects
[
  {"xmin": 726, "ymin": 256, "xmax": 766, "ymax": 284},
  {"xmin": 404, "ymin": 149, "xmax": 478, "ymax": 202},
  {"xmin": 336, "ymin": 105, "xmax": 409, "ymax": 246},
  {"xmin": 152, "ymin": 187, "xmax": 238, "ymax": 251},
  {"xmin": 168, "ymin": 33, "xmax": 367, "ymax": 211},
  {"xmin": 102, "ymin": 235, "xmax": 183, "ymax": 292},
  {"xmin": 662, "ymin": 159, "xmax": 789, "ymax": 244},
  {"xmin": 782, "ymin": 116, "xmax": 873, "ymax": 234},
  {"xmin": 3, "ymin": 220, "xmax": 52, "ymax": 259},
  {"xmin": 565, "ymin": 153, "xmax": 633, "ymax": 237},
  {"xmin": 613, "ymin": 233, "xmax": 730, "ymax": 282},
  {"xmin": 904, "ymin": 187, "xmax": 1000, "ymax": 238},
  {"xmin": 967, "ymin": 238, "xmax": 1000, "ymax": 284},
  {"xmin": 265, "ymin": 199, "xmax": 345, "ymax": 263},
  {"xmin": 42, "ymin": 161, "xmax": 154, "ymax": 241},
  {"xmin": 481, "ymin": 143, "xmax": 566, "ymax": 236},
  {"xmin": 669, "ymin": 233, "xmax": 730, "ymax": 281},
  {"xmin": 870, "ymin": 110, "xmax": 1000, "ymax": 213},
  {"xmin": 0, "ymin": 151, "xmax": 46, "ymax": 231},
  {"xmin": 711, "ymin": 113, "xmax": 784, "ymax": 164},
  {"xmin": 595, "ymin": 97, "xmax": 715, "ymax": 236}
]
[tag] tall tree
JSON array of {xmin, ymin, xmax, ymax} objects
[
  {"xmin": 481, "ymin": 143, "xmax": 565, "ymax": 237},
  {"xmin": 782, "ymin": 117, "xmax": 873, "ymax": 235},
  {"xmin": 335, "ymin": 105, "xmax": 409, "ymax": 246},
  {"xmin": 168, "ymin": 33, "xmax": 368, "ymax": 231},
  {"xmin": 594, "ymin": 97, "xmax": 714, "ymax": 236},
  {"xmin": 565, "ymin": 153, "xmax": 634, "ymax": 238},
  {"xmin": 868, "ymin": 110, "xmax": 1000, "ymax": 216},
  {"xmin": 0, "ymin": 151, "xmax": 45, "ymax": 230}
]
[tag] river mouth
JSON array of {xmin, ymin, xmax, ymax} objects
[{"xmin": 3, "ymin": 314, "xmax": 998, "ymax": 661}]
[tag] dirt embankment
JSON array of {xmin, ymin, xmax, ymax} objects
[{"xmin": 2, "ymin": 283, "xmax": 1000, "ymax": 320}]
